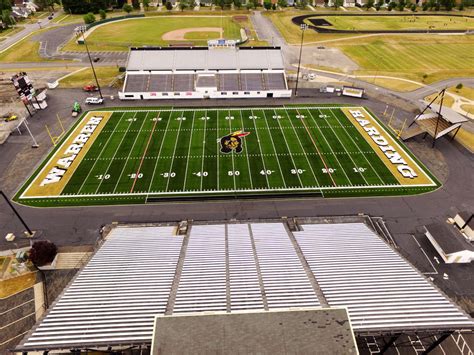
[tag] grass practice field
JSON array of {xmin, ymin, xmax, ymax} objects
[
  {"xmin": 15, "ymin": 106, "xmax": 439, "ymax": 207},
  {"xmin": 306, "ymin": 15, "xmax": 474, "ymax": 31}
]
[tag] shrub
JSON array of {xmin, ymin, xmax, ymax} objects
[
  {"xmin": 99, "ymin": 9, "xmax": 106, "ymax": 20},
  {"xmin": 132, "ymin": 0, "xmax": 140, "ymax": 9},
  {"xmin": 122, "ymin": 3, "xmax": 133, "ymax": 13},
  {"xmin": 29, "ymin": 241, "xmax": 57, "ymax": 266},
  {"xmin": 264, "ymin": 0, "xmax": 272, "ymax": 9},
  {"xmin": 166, "ymin": 1, "xmax": 173, "ymax": 10},
  {"xmin": 456, "ymin": 83, "xmax": 463, "ymax": 90},
  {"xmin": 83, "ymin": 12, "xmax": 96, "ymax": 24}
]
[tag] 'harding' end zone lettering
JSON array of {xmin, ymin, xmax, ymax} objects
[
  {"xmin": 40, "ymin": 115, "xmax": 104, "ymax": 186},
  {"xmin": 349, "ymin": 110, "xmax": 417, "ymax": 179}
]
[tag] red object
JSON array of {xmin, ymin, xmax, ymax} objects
[{"xmin": 83, "ymin": 85, "xmax": 98, "ymax": 92}]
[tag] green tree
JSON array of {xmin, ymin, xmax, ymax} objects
[
  {"xmin": 234, "ymin": 0, "xmax": 242, "ymax": 8},
  {"xmin": 411, "ymin": 3, "xmax": 416, "ymax": 10},
  {"xmin": 99, "ymin": 9, "xmax": 107, "ymax": 19},
  {"xmin": 249, "ymin": 0, "xmax": 259, "ymax": 8},
  {"xmin": 143, "ymin": 0, "xmax": 151, "ymax": 10},
  {"xmin": 366, "ymin": 0, "xmax": 375, "ymax": 9},
  {"xmin": 83, "ymin": 12, "xmax": 96, "ymax": 24},
  {"xmin": 132, "ymin": 0, "xmax": 140, "ymax": 9},
  {"xmin": 123, "ymin": 3, "xmax": 133, "ymax": 12},
  {"xmin": 165, "ymin": 1, "xmax": 173, "ymax": 10},
  {"xmin": 264, "ymin": 0, "xmax": 272, "ymax": 9},
  {"xmin": 0, "ymin": 0, "xmax": 12, "ymax": 11},
  {"xmin": 278, "ymin": 0, "xmax": 288, "ymax": 6},
  {"xmin": 333, "ymin": 0, "xmax": 343, "ymax": 9},
  {"xmin": 29, "ymin": 241, "xmax": 57, "ymax": 267},
  {"xmin": 1, "ymin": 9, "xmax": 14, "ymax": 27},
  {"xmin": 180, "ymin": 0, "xmax": 189, "ymax": 10}
]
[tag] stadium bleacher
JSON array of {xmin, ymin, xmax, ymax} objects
[
  {"xmin": 124, "ymin": 72, "xmax": 287, "ymax": 93},
  {"xmin": 120, "ymin": 47, "xmax": 291, "ymax": 99}
]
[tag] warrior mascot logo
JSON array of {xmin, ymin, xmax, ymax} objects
[{"xmin": 220, "ymin": 130, "xmax": 250, "ymax": 154}]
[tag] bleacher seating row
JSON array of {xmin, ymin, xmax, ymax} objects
[{"xmin": 124, "ymin": 73, "xmax": 287, "ymax": 93}]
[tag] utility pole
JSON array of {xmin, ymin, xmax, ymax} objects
[
  {"xmin": 295, "ymin": 23, "xmax": 307, "ymax": 97},
  {"xmin": 0, "ymin": 190, "xmax": 34, "ymax": 236},
  {"xmin": 79, "ymin": 27, "xmax": 103, "ymax": 100}
]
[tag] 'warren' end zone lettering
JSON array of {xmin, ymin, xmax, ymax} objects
[
  {"xmin": 40, "ymin": 115, "xmax": 104, "ymax": 186},
  {"xmin": 349, "ymin": 110, "xmax": 417, "ymax": 179}
]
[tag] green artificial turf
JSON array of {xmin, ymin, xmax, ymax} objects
[{"xmin": 14, "ymin": 106, "xmax": 440, "ymax": 207}]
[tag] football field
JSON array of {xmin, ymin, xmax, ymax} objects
[{"xmin": 15, "ymin": 105, "xmax": 439, "ymax": 207}]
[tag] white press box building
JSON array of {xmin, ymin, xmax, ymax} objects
[{"xmin": 119, "ymin": 47, "xmax": 292, "ymax": 100}]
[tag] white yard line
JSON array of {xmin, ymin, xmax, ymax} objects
[
  {"xmin": 112, "ymin": 112, "xmax": 151, "ymax": 193},
  {"xmin": 304, "ymin": 108, "xmax": 354, "ymax": 186},
  {"xmin": 147, "ymin": 109, "xmax": 174, "ymax": 194},
  {"xmin": 76, "ymin": 112, "xmax": 126, "ymax": 195},
  {"xmin": 282, "ymin": 107, "xmax": 321, "ymax": 187},
  {"xmin": 227, "ymin": 110, "xmax": 237, "ymax": 191},
  {"xmin": 238, "ymin": 110, "xmax": 254, "ymax": 190},
  {"xmin": 250, "ymin": 109, "xmax": 271, "ymax": 189},
  {"xmin": 268, "ymin": 109, "xmax": 303, "ymax": 188},
  {"xmin": 263, "ymin": 110, "xmax": 286, "ymax": 187},
  {"xmin": 216, "ymin": 109, "xmax": 220, "ymax": 191},
  {"xmin": 329, "ymin": 108, "xmax": 386, "ymax": 185},
  {"xmin": 94, "ymin": 112, "xmax": 139, "ymax": 194},
  {"xmin": 199, "ymin": 109, "xmax": 208, "ymax": 192},
  {"xmin": 182, "ymin": 110, "xmax": 196, "ymax": 191},
  {"xmin": 314, "ymin": 108, "xmax": 371, "ymax": 186},
  {"xmin": 165, "ymin": 110, "xmax": 184, "ymax": 192}
]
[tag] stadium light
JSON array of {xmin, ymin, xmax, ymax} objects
[
  {"xmin": 76, "ymin": 27, "xmax": 103, "ymax": 100},
  {"xmin": 295, "ymin": 24, "xmax": 308, "ymax": 97}
]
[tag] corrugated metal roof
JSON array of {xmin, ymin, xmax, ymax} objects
[
  {"xmin": 293, "ymin": 223, "xmax": 474, "ymax": 331},
  {"xmin": 17, "ymin": 222, "xmax": 474, "ymax": 351},
  {"xmin": 126, "ymin": 48, "xmax": 285, "ymax": 71}
]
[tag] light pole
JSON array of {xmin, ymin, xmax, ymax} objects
[
  {"xmin": 295, "ymin": 23, "xmax": 307, "ymax": 97},
  {"xmin": 77, "ymin": 26, "xmax": 103, "ymax": 100},
  {"xmin": 0, "ymin": 190, "xmax": 34, "ymax": 237}
]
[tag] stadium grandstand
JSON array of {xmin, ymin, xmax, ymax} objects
[
  {"xmin": 119, "ymin": 47, "xmax": 291, "ymax": 100},
  {"xmin": 16, "ymin": 218, "xmax": 474, "ymax": 353}
]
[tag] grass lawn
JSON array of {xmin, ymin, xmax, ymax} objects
[
  {"xmin": 449, "ymin": 85, "xmax": 474, "ymax": 101},
  {"xmin": 461, "ymin": 104, "xmax": 474, "ymax": 113},
  {"xmin": 63, "ymin": 16, "xmax": 243, "ymax": 52},
  {"xmin": 331, "ymin": 35, "xmax": 474, "ymax": 83},
  {"xmin": 0, "ymin": 36, "xmax": 43, "ymax": 62},
  {"xmin": 58, "ymin": 66, "xmax": 122, "ymax": 88},
  {"xmin": 307, "ymin": 15, "xmax": 474, "ymax": 31},
  {"xmin": 51, "ymin": 11, "xmax": 131, "ymax": 25},
  {"xmin": 362, "ymin": 77, "xmax": 424, "ymax": 92},
  {"xmin": 15, "ymin": 105, "xmax": 439, "ymax": 207},
  {"xmin": 0, "ymin": 26, "xmax": 25, "ymax": 38}
]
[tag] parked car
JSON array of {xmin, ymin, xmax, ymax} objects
[
  {"xmin": 83, "ymin": 85, "xmax": 98, "ymax": 92},
  {"xmin": 85, "ymin": 97, "xmax": 104, "ymax": 105},
  {"xmin": 5, "ymin": 114, "xmax": 18, "ymax": 122}
]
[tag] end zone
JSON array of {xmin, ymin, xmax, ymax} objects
[
  {"xmin": 341, "ymin": 107, "xmax": 436, "ymax": 187},
  {"xmin": 22, "ymin": 111, "xmax": 112, "ymax": 198}
]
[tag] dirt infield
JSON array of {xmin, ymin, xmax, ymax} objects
[{"xmin": 162, "ymin": 27, "xmax": 223, "ymax": 41}]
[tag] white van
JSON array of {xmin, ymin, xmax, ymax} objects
[{"xmin": 85, "ymin": 97, "xmax": 104, "ymax": 105}]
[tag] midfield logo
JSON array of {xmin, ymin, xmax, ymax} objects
[{"xmin": 220, "ymin": 131, "xmax": 250, "ymax": 154}]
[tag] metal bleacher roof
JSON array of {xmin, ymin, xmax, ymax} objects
[
  {"xmin": 126, "ymin": 47, "xmax": 285, "ymax": 71},
  {"xmin": 16, "ymin": 222, "xmax": 474, "ymax": 351}
]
